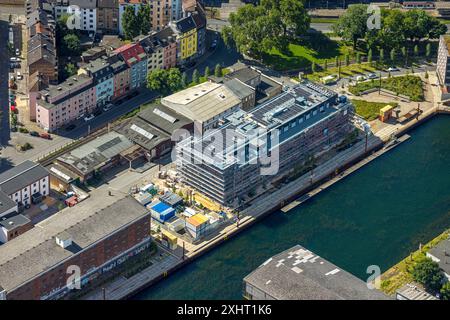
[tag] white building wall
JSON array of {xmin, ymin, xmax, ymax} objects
[{"xmin": 6, "ymin": 176, "xmax": 49, "ymax": 206}]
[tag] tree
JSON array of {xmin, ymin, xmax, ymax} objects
[
  {"xmin": 122, "ymin": 6, "xmax": 140, "ymax": 40},
  {"xmin": 335, "ymin": 56, "xmax": 339, "ymax": 67},
  {"xmin": 62, "ymin": 34, "xmax": 81, "ymax": 56},
  {"xmin": 311, "ymin": 61, "xmax": 317, "ymax": 73},
  {"xmin": 204, "ymin": 66, "xmax": 210, "ymax": 78},
  {"xmin": 147, "ymin": 68, "xmax": 183, "ymax": 95},
  {"xmin": 64, "ymin": 63, "xmax": 77, "ymax": 79},
  {"xmin": 367, "ymin": 48, "xmax": 373, "ymax": 65},
  {"xmin": 414, "ymin": 44, "xmax": 419, "ymax": 57},
  {"xmin": 412, "ymin": 258, "xmax": 444, "ymax": 293},
  {"xmin": 192, "ymin": 69, "xmax": 200, "ymax": 84},
  {"xmin": 223, "ymin": 1, "xmax": 310, "ymax": 60},
  {"xmin": 181, "ymin": 72, "xmax": 188, "ymax": 88},
  {"xmin": 426, "ymin": 43, "xmax": 432, "ymax": 60},
  {"xmin": 262, "ymin": 0, "xmax": 310, "ymax": 38},
  {"xmin": 345, "ymin": 54, "xmax": 350, "ymax": 67},
  {"xmin": 390, "ymin": 48, "xmax": 396, "ymax": 63},
  {"xmin": 323, "ymin": 59, "xmax": 328, "ymax": 71},
  {"xmin": 356, "ymin": 52, "xmax": 361, "ymax": 65},
  {"xmin": 224, "ymin": 4, "xmax": 283, "ymax": 59},
  {"xmin": 379, "ymin": 48, "xmax": 385, "ymax": 64},
  {"xmin": 214, "ymin": 63, "xmax": 222, "ymax": 77},
  {"xmin": 333, "ymin": 4, "xmax": 369, "ymax": 49},
  {"xmin": 440, "ymin": 282, "xmax": 450, "ymax": 300},
  {"xmin": 137, "ymin": 4, "xmax": 151, "ymax": 35}
]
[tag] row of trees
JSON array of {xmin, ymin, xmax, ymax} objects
[
  {"xmin": 222, "ymin": 0, "xmax": 310, "ymax": 59},
  {"xmin": 147, "ymin": 64, "xmax": 224, "ymax": 96},
  {"xmin": 333, "ymin": 5, "xmax": 447, "ymax": 50},
  {"xmin": 122, "ymin": 5, "xmax": 152, "ymax": 40}
]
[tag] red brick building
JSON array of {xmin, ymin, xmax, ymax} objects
[{"xmin": 0, "ymin": 197, "xmax": 152, "ymax": 300}]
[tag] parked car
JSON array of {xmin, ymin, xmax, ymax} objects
[
  {"xmin": 210, "ymin": 40, "xmax": 218, "ymax": 50},
  {"xmin": 15, "ymin": 48, "xmax": 20, "ymax": 56},
  {"xmin": 39, "ymin": 132, "xmax": 52, "ymax": 140},
  {"xmin": 84, "ymin": 114, "xmax": 95, "ymax": 121},
  {"xmin": 386, "ymin": 67, "xmax": 399, "ymax": 72},
  {"xmin": 355, "ymin": 75, "xmax": 366, "ymax": 82},
  {"xmin": 29, "ymin": 131, "xmax": 39, "ymax": 137},
  {"xmin": 93, "ymin": 109, "xmax": 102, "ymax": 117},
  {"xmin": 65, "ymin": 124, "xmax": 76, "ymax": 131},
  {"xmin": 367, "ymin": 73, "xmax": 378, "ymax": 79},
  {"xmin": 16, "ymin": 72, "xmax": 23, "ymax": 80},
  {"xmin": 9, "ymin": 57, "xmax": 19, "ymax": 62},
  {"xmin": 103, "ymin": 103, "xmax": 113, "ymax": 112}
]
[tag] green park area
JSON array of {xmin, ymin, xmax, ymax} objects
[
  {"xmin": 222, "ymin": 2, "xmax": 444, "ymax": 75},
  {"xmin": 348, "ymin": 75, "xmax": 424, "ymax": 101},
  {"xmin": 351, "ymin": 100, "xmax": 398, "ymax": 121},
  {"xmin": 263, "ymin": 37, "xmax": 356, "ymax": 71},
  {"xmin": 306, "ymin": 62, "xmax": 376, "ymax": 82},
  {"xmin": 380, "ymin": 230, "xmax": 449, "ymax": 297}
]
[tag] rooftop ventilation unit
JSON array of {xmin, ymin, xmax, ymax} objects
[{"xmin": 55, "ymin": 232, "xmax": 72, "ymax": 249}]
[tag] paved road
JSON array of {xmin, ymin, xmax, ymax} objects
[
  {"xmin": 0, "ymin": 19, "xmax": 10, "ymax": 147},
  {"xmin": 187, "ymin": 29, "xmax": 241, "ymax": 78},
  {"xmin": 328, "ymin": 63, "xmax": 436, "ymax": 91},
  {"xmin": 56, "ymin": 88, "xmax": 158, "ymax": 139}
]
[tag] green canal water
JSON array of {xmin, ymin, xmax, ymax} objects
[{"xmin": 134, "ymin": 115, "xmax": 450, "ymax": 300}]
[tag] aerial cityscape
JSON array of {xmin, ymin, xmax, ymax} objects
[{"xmin": 0, "ymin": 0, "xmax": 449, "ymax": 307}]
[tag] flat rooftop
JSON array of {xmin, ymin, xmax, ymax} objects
[
  {"xmin": 161, "ymin": 82, "xmax": 241, "ymax": 122},
  {"xmin": 244, "ymin": 245, "xmax": 390, "ymax": 300},
  {"xmin": 396, "ymin": 283, "xmax": 438, "ymax": 300},
  {"xmin": 57, "ymin": 131, "xmax": 134, "ymax": 175},
  {"xmin": 177, "ymin": 81, "xmax": 346, "ymax": 169},
  {"xmin": 39, "ymin": 74, "xmax": 94, "ymax": 108},
  {"xmin": 0, "ymin": 196, "xmax": 149, "ymax": 293},
  {"xmin": 0, "ymin": 213, "xmax": 31, "ymax": 231}
]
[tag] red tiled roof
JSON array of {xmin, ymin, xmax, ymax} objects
[{"xmin": 114, "ymin": 43, "xmax": 146, "ymax": 66}]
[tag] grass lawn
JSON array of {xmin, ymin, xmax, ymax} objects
[
  {"xmin": 348, "ymin": 75, "xmax": 424, "ymax": 101},
  {"xmin": 310, "ymin": 17, "xmax": 339, "ymax": 24},
  {"xmin": 306, "ymin": 62, "xmax": 377, "ymax": 82},
  {"xmin": 262, "ymin": 35, "xmax": 358, "ymax": 71},
  {"xmin": 351, "ymin": 99, "xmax": 398, "ymax": 121},
  {"xmin": 380, "ymin": 230, "xmax": 449, "ymax": 295}
]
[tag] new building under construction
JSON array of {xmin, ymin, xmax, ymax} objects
[{"xmin": 175, "ymin": 81, "xmax": 354, "ymax": 207}]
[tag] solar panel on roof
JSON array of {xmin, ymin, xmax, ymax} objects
[
  {"xmin": 153, "ymin": 108, "xmax": 177, "ymax": 123},
  {"xmin": 131, "ymin": 124, "xmax": 155, "ymax": 140},
  {"xmin": 97, "ymin": 137, "xmax": 122, "ymax": 152}
]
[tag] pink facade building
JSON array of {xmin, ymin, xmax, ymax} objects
[
  {"xmin": 108, "ymin": 54, "xmax": 131, "ymax": 100},
  {"xmin": 35, "ymin": 74, "xmax": 97, "ymax": 132}
]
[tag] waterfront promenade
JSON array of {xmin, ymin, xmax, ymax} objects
[{"xmin": 82, "ymin": 110, "xmax": 443, "ymax": 300}]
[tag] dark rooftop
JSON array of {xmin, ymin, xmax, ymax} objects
[
  {"xmin": 244, "ymin": 245, "xmax": 391, "ymax": 300},
  {"xmin": 0, "ymin": 192, "xmax": 17, "ymax": 217},
  {"xmin": 427, "ymin": 237, "xmax": 450, "ymax": 275},
  {"xmin": 0, "ymin": 161, "xmax": 49, "ymax": 196},
  {"xmin": 0, "ymin": 213, "xmax": 31, "ymax": 232},
  {"xmin": 225, "ymin": 66, "xmax": 261, "ymax": 85},
  {"xmin": 176, "ymin": 16, "xmax": 197, "ymax": 33},
  {"xmin": 137, "ymin": 104, "xmax": 193, "ymax": 136}
]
